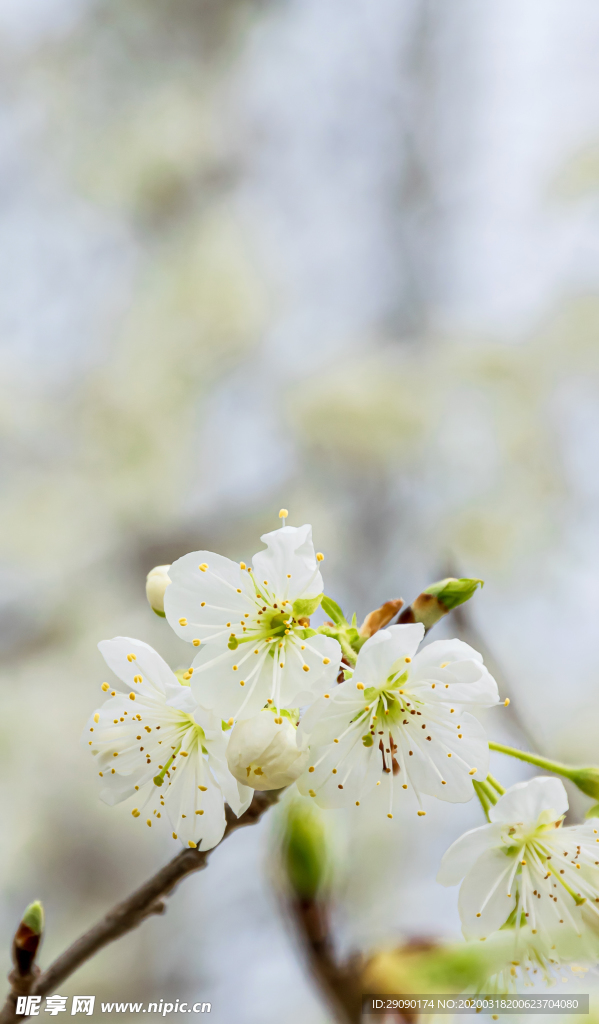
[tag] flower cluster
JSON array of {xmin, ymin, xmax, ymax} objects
[{"xmin": 84, "ymin": 512, "xmax": 599, "ymax": 987}]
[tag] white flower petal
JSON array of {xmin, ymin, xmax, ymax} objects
[
  {"xmin": 437, "ymin": 823, "xmax": 504, "ymax": 886},
  {"xmin": 354, "ymin": 624, "xmax": 424, "ymax": 684},
  {"xmin": 490, "ymin": 777, "xmax": 569, "ymax": 825},
  {"xmin": 278, "ymin": 634, "xmax": 340, "ymax": 706},
  {"xmin": 458, "ymin": 847, "xmax": 517, "ymax": 939},
  {"xmin": 98, "ymin": 637, "xmax": 181, "ymax": 700},
  {"xmin": 164, "ymin": 550, "xmax": 251, "ymax": 643},
  {"xmin": 252, "ymin": 525, "xmax": 323, "ymax": 601},
  {"xmin": 397, "ymin": 710, "xmax": 489, "ymax": 803}
]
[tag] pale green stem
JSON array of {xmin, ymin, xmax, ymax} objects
[
  {"xmin": 473, "ymin": 780, "xmax": 491, "ymax": 821},
  {"xmin": 477, "ymin": 777, "xmax": 499, "ymax": 806},
  {"xmin": 489, "ymin": 742, "xmax": 577, "ymax": 782},
  {"xmin": 487, "ymin": 773, "xmax": 505, "ymax": 796}
]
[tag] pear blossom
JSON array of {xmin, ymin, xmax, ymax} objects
[
  {"xmin": 164, "ymin": 524, "xmax": 341, "ymax": 721},
  {"xmin": 84, "ymin": 637, "xmax": 252, "ymax": 850},
  {"xmin": 226, "ymin": 711, "xmax": 308, "ymax": 791},
  {"xmin": 438, "ymin": 776, "xmax": 599, "ymax": 946},
  {"xmin": 297, "ymin": 624, "xmax": 499, "ymax": 815}
]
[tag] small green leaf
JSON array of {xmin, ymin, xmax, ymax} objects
[{"xmin": 321, "ymin": 596, "xmax": 347, "ymax": 625}]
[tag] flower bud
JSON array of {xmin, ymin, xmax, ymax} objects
[
  {"xmin": 13, "ymin": 901, "xmax": 43, "ymax": 977},
  {"xmin": 226, "ymin": 712, "xmax": 307, "ymax": 791},
  {"xmin": 401, "ymin": 578, "xmax": 483, "ymax": 630},
  {"xmin": 359, "ymin": 599, "xmax": 404, "ymax": 638},
  {"xmin": 281, "ymin": 800, "xmax": 327, "ymax": 900},
  {"xmin": 145, "ymin": 564, "xmax": 171, "ymax": 617}
]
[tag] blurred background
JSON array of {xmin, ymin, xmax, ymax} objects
[{"xmin": 2, "ymin": 0, "xmax": 599, "ymax": 1020}]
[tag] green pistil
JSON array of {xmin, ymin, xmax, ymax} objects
[{"xmin": 153, "ymin": 747, "xmax": 179, "ymax": 787}]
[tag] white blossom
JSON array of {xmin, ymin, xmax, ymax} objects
[
  {"xmin": 297, "ymin": 624, "xmax": 499, "ymax": 815},
  {"xmin": 438, "ymin": 776, "xmax": 599, "ymax": 946},
  {"xmin": 84, "ymin": 637, "xmax": 252, "ymax": 850},
  {"xmin": 226, "ymin": 711, "xmax": 308, "ymax": 791},
  {"xmin": 163, "ymin": 524, "xmax": 341, "ymax": 721}
]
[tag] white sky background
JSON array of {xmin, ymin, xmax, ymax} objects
[{"xmin": 1, "ymin": 1, "xmax": 599, "ymax": 1022}]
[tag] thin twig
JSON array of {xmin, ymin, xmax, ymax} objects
[
  {"xmin": 289, "ymin": 897, "xmax": 363, "ymax": 1024},
  {"xmin": 0, "ymin": 791, "xmax": 281, "ymax": 1024}
]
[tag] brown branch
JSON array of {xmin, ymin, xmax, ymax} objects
[
  {"xmin": 289, "ymin": 897, "xmax": 363, "ymax": 1024},
  {"xmin": 0, "ymin": 790, "xmax": 281, "ymax": 1024}
]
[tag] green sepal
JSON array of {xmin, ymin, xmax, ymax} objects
[
  {"xmin": 321, "ymin": 596, "xmax": 347, "ymax": 625},
  {"xmin": 296, "ymin": 627, "xmax": 317, "ymax": 639},
  {"xmin": 151, "ymin": 608, "xmax": 166, "ymax": 618},
  {"xmin": 363, "ymin": 686, "xmax": 378, "ymax": 702},
  {"xmin": 221, "ymin": 719, "xmax": 233, "ymax": 731},
  {"xmin": 424, "ymin": 577, "xmax": 484, "ymax": 611},
  {"xmin": 22, "ymin": 902, "xmax": 44, "ymax": 936},
  {"xmin": 586, "ymin": 802, "xmax": 599, "ymax": 819},
  {"xmin": 568, "ymin": 766, "xmax": 599, "ymax": 800},
  {"xmin": 292, "ymin": 595, "xmax": 323, "ymax": 618}
]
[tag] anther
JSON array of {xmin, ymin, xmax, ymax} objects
[
  {"xmin": 279, "ymin": 509, "xmax": 288, "ymax": 520},
  {"xmin": 303, "ymin": 665, "xmax": 310, "ymax": 672},
  {"xmin": 129, "ymin": 693, "xmax": 136, "ymax": 701},
  {"xmin": 193, "ymin": 640, "xmax": 201, "ymax": 646},
  {"xmin": 93, "ymin": 713, "xmax": 100, "ymax": 723},
  {"xmin": 240, "ymin": 562, "xmax": 246, "ymax": 570},
  {"xmin": 188, "ymin": 841, "xmax": 197, "ymax": 848},
  {"xmin": 504, "ymin": 698, "xmax": 510, "ymax": 706},
  {"xmin": 101, "ymin": 682, "xmax": 109, "ymax": 692},
  {"xmin": 417, "ymin": 810, "xmax": 426, "ymax": 816},
  {"xmin": 469, "ymin": 768, "xmax": 477, "ymax": 775},
  {"xmin": 199, "ymin": 563, "xmax": 208, "ymax": 571},
  {"xmin": 356, "ymin": 682, "xmax": 364, "ymax": 690},
  {"xmin": 127, "ymin": 654, "xmax": 137, "ymax": 662},
  {"xmin": 132, "ymin": 809, "xmax": 140, "ymax": 818},
  {"xmin": 323, "ymin": 658, "xmax": 331, "ymax": 665},
  {"xmin": 316, "ymin": 552, "xmax": 324, "ymax": 561},
  {"xmin": 387, "ymin": 813, "xmax": 393, "ymax": 819}
]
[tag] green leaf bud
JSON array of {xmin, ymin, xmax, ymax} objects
[
  {"xmin": 13, "ymin": 901, "xmax": 44, "ymax": 977},
  {"xmin": 408, "ymin": 578, "xmax": 484, "ymax": 629},
  {"xmin": 282, "ymin": 801, "xmax": 328, "ymax": 900},
  {"xmin": 21, "ymin": 902, "xmax": 43, "ymax": 936}
]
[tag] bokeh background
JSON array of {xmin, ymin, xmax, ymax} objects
[{"xmin": 2, "ymin": 0, "xmax": 599, "ymax": 1020}]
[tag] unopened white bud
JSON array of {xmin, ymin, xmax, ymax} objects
[
  {"xmin": 226, "ymin": 712, "xmax": 307, "ymax": 791},
  {"xmin": 145, "ymin": 565, "xmax": 171, "ymax": 617}
]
